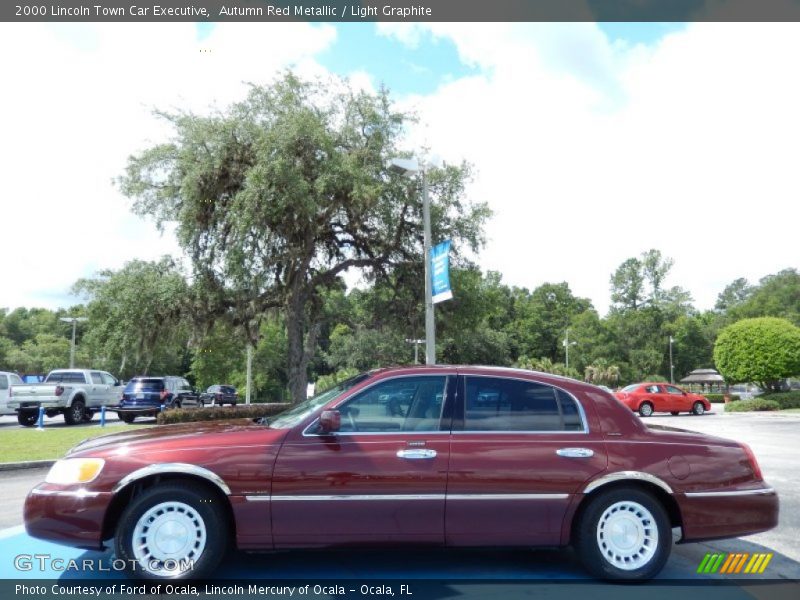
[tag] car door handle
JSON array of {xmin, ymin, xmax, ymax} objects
[
  {"xmin": 556, "ymin": 448, "xmax": 594, "ymax": 458},
  {"xmin": 396, "ymin": 449, "xmax": 437, "ymax": 459}
]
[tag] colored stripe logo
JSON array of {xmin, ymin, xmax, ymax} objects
[{"xmin": 697, "ymin": 552, "xmax": 773, "ymax": 574}]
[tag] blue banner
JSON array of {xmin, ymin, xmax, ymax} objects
[{"xmin": 431, "ymin": 240, "xmax": 453, "ymax": 304}]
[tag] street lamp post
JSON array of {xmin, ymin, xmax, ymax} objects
[
  {"xmin": 563, "ymin": 328, "xmax": 577, "ymax": 370},
  {"xmin": 390, "ymin": 157, "xmax": 435, "ymax": 365},
  {"xmin": 405, "ymin": 338, "xmax": 425, "ymax": 364},
  {"xmin": 669, "ymin": 336, "xmax": 675, "ymax": 384},
  {"xmin": 60, "ymin": 317, "xmax": 87, "ymax": 368}
]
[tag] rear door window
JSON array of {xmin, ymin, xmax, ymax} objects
[{"xmin": 463, "ymin": 376, "xmax": 584, "ymax": 432}]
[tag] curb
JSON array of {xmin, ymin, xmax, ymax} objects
[{"xmin": 0, "ymin": 460, "xmax": 56, "ymax": 472}]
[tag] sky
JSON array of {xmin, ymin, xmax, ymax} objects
[{"xmin": 0, "ymin": 21, "xmax": 797, "ymax": 317}]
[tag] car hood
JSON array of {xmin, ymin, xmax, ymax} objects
[{"xmin": 68, "ymin": 419, "xmax": 287, "ymax": 457}]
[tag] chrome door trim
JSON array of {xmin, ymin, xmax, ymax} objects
[
  {"xmin": 685, "ymin": 487, "xmax": 776, "ymax": 498},
  {"xmin": 245, "ymin": 493, "xmax": 571, "ymax": 502}
]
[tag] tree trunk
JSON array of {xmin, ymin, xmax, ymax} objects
[
  {"xmin": 286, "ymin": 290, "xmax": 309, "ymax": 404},
  {"xmin": 285, "ymin": 286, "xmax": 324, "ymax": 404}
]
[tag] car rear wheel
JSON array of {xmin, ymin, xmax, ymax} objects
[
  {"xmin": 64, "ymin": 399, "xmax": 85, "ymax": 425},
  {"xmin": 114, "ymin": 483, "xmax": 229, "ymax": 579},
  {"xmin": 575, "ymin": 487, "xmax": 671, "ymax": 581},
  {"xmin": 638, "ymin": 402, "xmax": 654, "ymax": 417},
  {"xmin": 692, "ymin": 402, "xmax": 705, "ymax": 416},
  {"xmin": 17, "ymin": 412, "xmax": 37, "ymax": 427},
  {"xmin": 119, "ymin": 413, "xmax": 136, "ymax": 424}
]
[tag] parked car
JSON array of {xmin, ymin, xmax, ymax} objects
[
  {"xmin": 115, "ymin": 376, "xmax": 200, "ymax": 423},
  {"xmin": 24, "ymin": 366, "xmax": 777, "ymax": 581},
  {"xmin": 7, "ymin": 369, "xmax": 122, "ymax": 426},
  {"xmin": 729, "ymin": 383, "xmax": 764, "ymax": 400},
  {"xmin": 0, "ymin": 371, "xmax": 24, "ymax": 416},
  {"xmin": 614, "ymin": 382, "xmax": 711, "ymax": 417},
  {"xmin": 199, "ymin": 384, "xmax": 238, "ymax": 406}
]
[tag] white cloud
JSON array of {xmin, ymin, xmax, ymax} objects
[
  {"xmin": 0, "ymin": 22, "xmax": 336, "ymax": 310},
  {"xmin": 2, "ymin": 22, "xmax": 798, "ymax": 318},
  {"xmin": 399, "ymin": 23, "xmax": 800, "ymax": 314}
]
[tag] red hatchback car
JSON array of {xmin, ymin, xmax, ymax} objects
[
  {"xmin": 24, "ymin": 366, "xmax": 776, "ymax": 581},
  {"xmin": 614, "ymin": 383, "xmax": 712, "ymax": 417}
]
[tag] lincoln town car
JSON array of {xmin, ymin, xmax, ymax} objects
[{"xmin": 24, "ymin": 366, "xmax": 778, "ymax": 581}]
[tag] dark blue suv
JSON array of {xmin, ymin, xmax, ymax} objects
[{"xmin": 116, "ymin": 376, "xmax": 200, "ymax": 423}]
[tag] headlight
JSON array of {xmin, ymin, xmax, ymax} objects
[{"xmin": 45, "ymin": 458, "xmax": 105, "ymax": 484}]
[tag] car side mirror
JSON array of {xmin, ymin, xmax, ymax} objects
[{"xmin": 319, "ymin": 410, "xmax": 341, "ymax": 434}]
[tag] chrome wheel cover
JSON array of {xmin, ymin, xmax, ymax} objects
[
  {"xmin": 596, "ymin": 500, "xmax": 658, "ymax": 571},
  {"xmin": 132, "ymin": 501, "xmax": 206, "ymax": 576},
  {"xmin": 640, "ymin": 404, "xmax": 653, "ymax": 417},
  {"xmin": 694, "ymin": 403, "xmax": 705, "ymax": 415}
]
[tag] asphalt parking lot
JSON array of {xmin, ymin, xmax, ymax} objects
[{"xmin": 0, "ymin": 409, "xmax": 798, "ymax": 593}]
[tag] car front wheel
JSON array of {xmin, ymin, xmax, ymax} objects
[
  {"xmin": 638, "ymin": 402, "xmax": 654, "ymax": 417},
  {"xmin": 692, "ymin": 402, "xmax": 705, "ymax": 416},
  {"xmin": 114, "ymin": 483, "xmax": 229, "ymax": 579},
  {"xmin": 119, "ymin": 413, "xmax": 136, "ymax": 424},
  {"xmin": 574, "ymin": 487, "xmax": 671, "ymax": 581}
]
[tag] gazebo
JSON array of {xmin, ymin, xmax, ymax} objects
[{"xmin": 679, "ymin": 368, "xmax": 726, "ymax": 393}]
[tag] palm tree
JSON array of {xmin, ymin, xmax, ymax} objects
[{"xmin": 585, "ymin": 358, "xmax": 621, "ymax": 387}]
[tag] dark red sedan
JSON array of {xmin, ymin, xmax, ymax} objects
[
  {"xmin": 24, "ymin": 366, "xmax": 777, "ymax": 581},
  {"xmin": 614, "ymin": 382, "xmax": 712, "ymax": 417}
]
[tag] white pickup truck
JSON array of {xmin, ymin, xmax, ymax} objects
[{"xmin": 8, "ymin": 369, "xmax": 122, "ymax": 426}]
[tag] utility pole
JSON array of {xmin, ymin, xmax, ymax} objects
[
  {"xmin": 669, "ymin": 336, "xmax": 675, "ymax": 384},
  {"xmin": 59, "ymin": 317, "xmax": 87, "ymax": 368}
]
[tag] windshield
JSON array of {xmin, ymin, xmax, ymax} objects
[{"xmin": 268, "ymin": 373, "xmax": 370, "ymax": 429}]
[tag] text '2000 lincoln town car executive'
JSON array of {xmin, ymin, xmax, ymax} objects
[{"xmin": 24, "ymin": 366, "xmax": 778, "ymax": 581}]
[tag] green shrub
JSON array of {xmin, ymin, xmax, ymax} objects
[
  {"xmin": 157, "ymin": 403, "xmax": 290, "ymax": 425},
  {"xmin": 724, "ymin": 398, "xmax": 781, "ymax": 412},
  {"xmin": 689, "ymin": 393, "xmax": 744, "ymax": 403},
  {"xmin": 705, "ymin": 394, "xmax": 729, "ymax": 403},
  {"xmin": 760, "ymin": 391, "xmax": 800, "ymax": 410}
]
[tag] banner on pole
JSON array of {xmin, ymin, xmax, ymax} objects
[{"xmin": 431, "ymin": 240, "xmax": 453, "ymax": 304}]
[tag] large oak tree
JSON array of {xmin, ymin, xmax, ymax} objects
[{"xmin": 120, "ymin": 73, "xmax": 489, "ymax": 402}]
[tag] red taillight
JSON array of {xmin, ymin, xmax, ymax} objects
[
  {"xmin": 741, "ymin": 443, "xmax": 763, "ymax": 480},
  {"xmin": 54, "ymin": 385, "xmax": 64, "ymax": 397}
]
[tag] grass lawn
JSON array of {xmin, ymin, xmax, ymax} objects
[{"xmin": 0, "ymin": 423, "xmax": 150, "ymax": 463}]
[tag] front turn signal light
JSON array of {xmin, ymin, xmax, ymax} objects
[{"xmin": 45, "ymin": 458, "xmax": 105, "ymax": 485}]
